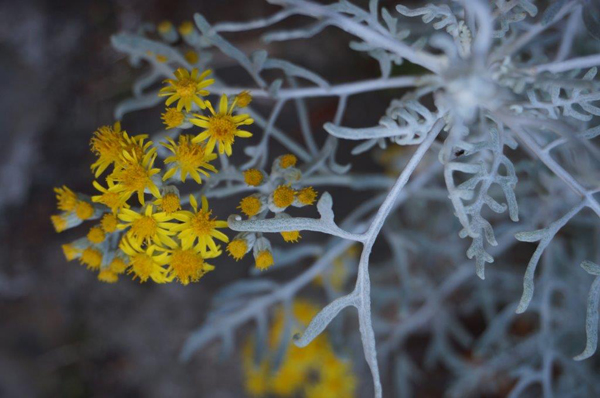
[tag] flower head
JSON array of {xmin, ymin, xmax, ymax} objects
[
  {"xmin": 54, "ymin": 186, "xmax": 78, "ymax": 212},
  {"xmin": 80, "ymin": 247, "xmax": 103, "ymax": 270},
  {"xmin": 120, "ymin": 237, "xmax": 169, "ymax": 283},
  {"xmin": 89, "ymin": 122, "xmax": 149, "ymax": 177},
  {"xmin": 238, "ymin": 195, "xmax": 264, "ymax": 218},
  {"xmin": 87, "ymin": 226, "xmax": 105, "ymax": 244},
  {"xmin": 165, "ymin": 245, "xmax": 218, "ymax": 285},
  {"xmin": 98, "ymin": 269, "xmax": 119, "ymax": 283},
  {"xmin": 227, "ymin": 233, "xmax": 254, "ymax": 261},
  {"xmin": 271, "ymin": 185, "xmax": 295, "ymax": 210},
  {"xmin": 159, "ymin": 68, "xmax": 214, "ymax": 112},
  {"xmin": 117, "ymin": 205, "xmax": 177, "ymax": 248},
  {"xmin": 75, "ymin": 200, "xmax": 95, "ymax": 220},
  {"xmin": 190, "ymin": 94, "xmax": 254, "ymax": 156},
  {"xmin": 108, "ymin": 146, "xmax": 161, "ymax": 205},
  {"xmin": 100, "ymin": 213, "xmax": 118, "ymax": 233},
  {"xmin": 161, "ymin": 107, "xmax": 185, "ymax": 129},
  {"xmin": 235, "ymin": 90, "xmax": 252, "ymax": 108},
  {"xmin": 154, "ymin": 188, "xmax": 182, "ymax": 214},
  {"xmin": 162, "ymin": 135, "xmax": 217, "ymax": 184},
  {"xmin": 170, "ymin": 195, "xmax": 229, "ymax": 253},
  {"xmin": 243, "ymin": 168, "xmax": 265, "ymax": 187},
  {"xmin": 295, "ymin": 186, "xmax": 318, "ymax": 206}
]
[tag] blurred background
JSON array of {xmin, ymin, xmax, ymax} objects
[{"xmin": 0, "ymin": 0, "xmax": 399, "ymax": 397}]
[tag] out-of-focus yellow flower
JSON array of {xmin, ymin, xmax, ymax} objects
[
  {"xmin": 161, "ymin": 107, "xmax": 185, "ymax": 129},
  {"xmin": 108, "ymin": 146, "xmax": 161, "ymax": 205},
  {"xmin": 89, "ymin": 121, "xmax": 148, "ymax": 177},
  {"xmin": 119, "ymin": 237, "xmax": 169, "ymax": 283},
  {"xmin": 54, "ymin": 186, "xmax": 78, "ymax": 212},
  {"xmin": 164, "ymin": 244, "xmax": 218, "ymax": 285}
]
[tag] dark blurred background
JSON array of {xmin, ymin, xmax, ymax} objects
[{"xmin": 0, "ymin": 1, "xmax": 400, "ymax": 397}]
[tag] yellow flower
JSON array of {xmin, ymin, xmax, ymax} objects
[
  {"xmin": 157, "ymin": 20, "xmax": 173, "ymax": 34},
  {"xmin": 184, "ymin": 50, "xmax": 199, "ymax": 65},
  {"xmin": 243, "ymin": 169, "xmax": 265, "ymax": 187},
  {"xmin": 178, "ymin": 21, "xmax": 194, "ymax": 36},
  {"xmin": 170, "ymin": 195, "xmax": 229, "ymax": 253},
  {"xmin": 117, "ymin": 205, "xmax": 178, "ymax": 248},
  {"xmin": 109, "ymin": 256, "xmax": 129, "ymax": 274},
  {"xmin": 255, "ymin": 250, "xmax": 274, "ymax": 271},
  {"xmin": 87, "ymin": 226, "xmax": 105, "ymax": 244},
  {"xmin": 190, "ymin": 94, "xmax": 254, "ymax": 156},
  {"xmin": 74, "ymin": 200, "xmax": 95, "ymax": 220},
  {"xmin": 100, "ymin": 213, "xmax": 118, "ymax": 233},
  {"xmin": 227, "ymin": 239, "xmax": 248, "ymax": 261},
  {"xmin": 235, "ymin": 90, "xmax": 252, "ymax": 108},
  {"xmin": 98, "ymin": 269, "xmax": 118, "ymax": 283},
  {"xmin": 159, "ymin": 67, "xmax": 214, "ymax": 112},
  {"xmin": 92, "ymin": 180, "xmax": 130, "ymax": 213},
  {"xmin": 272, "ymin": 185, "xmax": 295, "ymax": 209},
  {"xmin": 155, "ymin": 191, "xmax": 181, "ymax": 214},
  {"xmin": 62, "ymin": 243, "xmax": 81, "ymax": 261},
  {"xmin": 279, "ymin": 154, "xmax": 297, "ymax": 169},
  {"xmin": 162, "ymin": 135, "xmax": 217, "ymax": 184},
  {"xmin": 108, "ymin": 146, "xmax": 161, "ymax": 205},
  {"xmin": 238, "ymin": 195, "xmax": 264, "ymax": 218},
  {"xmin": 54, "ymin": 186, "xmax": 78, "ymax": 212},
  {"xmin": 281, "ymin": 230, "xmax": 301, "ymax": 243},
  {"xmin": 165, "ymin": 245, "xmax": 218, "ymax": 285},
  {"xmin": 51, "ymin": 212, "xmax": 82, "ymax": 233},
  {"xmin": 161, "ymin": 107, "xmax": 185, "ymax": 129},
  {"xmin": 80, "ymin": 247, "xmax": 103, "ymax": 270},
  {"xmin": 89, "ymin": 121, "xmax": 149, "ymax": 177},
  {"xmin": 296, "ymin": 186, "xmax": 318, "ymax": 206},
  {"xmin": 120, "ymin": 237, "xmax": 169, "ymax": 283}
]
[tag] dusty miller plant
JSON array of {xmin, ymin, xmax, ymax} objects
[{"xmin": 89, "ymin": 0, "xmax": 600, "ymax": 396}]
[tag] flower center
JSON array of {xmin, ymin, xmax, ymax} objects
[
  {"xmin": 239, "ymin": 196, "xmax": 262, "ymax": 217},
  {"xmin": 101, "ymin": 214, "xmax": 118, "ymax": 233},
  {"xmin": 176, "ymin": 78, "xmax": 197, "ymax": 98},
  {"xmin": 170, "ymin": 249, "xmax": 205, "ymax": 284},
  {"xmin": 209, "ymin": 115, "xmax": 236, "ymax": 140},
  {"xmin": 160, "ymin": 193, "xmax": 181, "ymax": 213},
  {"xmin": 75, "ymin": 201, "xmax": 94, "ymax": 220},
  {"xmin": 80, "ymin": 248, "xmax": 103, "ymax": 269},
  {"xmin": 130, "ymin": 253, "xmax": 154, "ymax": 281},
  {"xmin": 273, "ymin": 185, "xmax": 295, "ymax": 208},
  {"xmin": 163, "ymin": 108, "xmax": 185, "ymax": 129},
  {"xmin": 131, "ymin": 215, "xmax": 158, "ymax": 241},
  {"xmin": 177, "ymin": 139, "xmax": 207, "ymax": 169},
  {"xmin": 191, "ymin": 210, "xmax": 216, "ymax": 236},
  {"xmin": 117, "ymin": 163, "xmax": 150, "ymax": 191},
  {"xmin": 227, "ymin": 239, "xmax": 248, "ymax": 260},
  {"xmin": 243, "ymin": 169, "xmax": 264, "ymax": 186}
]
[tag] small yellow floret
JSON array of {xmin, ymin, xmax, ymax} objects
[
  {"xmin": 239, "ymin": 196, "xmax": 262, "ymax": 217},
  {"xmin": 100, "ymin": 214, "xmax": 118, "ymax": 233},
  {"xmin": 98, "ymin": 269, "xmax": 118, "ymax": 283},
  {"xmin": 272, "ymin": 185, "xmax": 295, "ymax": 208},
  {"xmin": 184, "ymin": 50, "xmax": 199, "ymax": 65},
  {"xmin": 62, "ymin": 244, "xmax": 79, "ymax": 261},
  {"xmin": 157, "ymin": 20, "xmax": 173, "ymax": 34},
  {"xmin": 297, "ymin": 187, "xmax": 318, "ymax": 206},
  {"xmin": 243, "ymin": 169, "xmax": 264, "ymax": 186},
  {"xmin": 255, "ymin": 250, "xmax": 274, "ymax": 270},
  {"xmin": 87, "ymin": 227, "xmax": 105, "ymax": 244},
  {"xmin": 168, "ymin": 248, "xmax": 215, "ymax": 285},
  {"xmin": 161, "ymin": 107, "xmax": 185, "ymax": 129},
  {"xmin": 179, "ymin": 21, "xmax": 194, "ymax": 36},
  {"xmin": 109, "ymin": 257, "xmax": 129, "ymax": 274},
  {"xmin": 75, "ymin": 201, "xmax": 94, "ymax": 220},
  {"xmin": 281, "ymin": 230, "xmax": 301, "ymax": 243},
  {"xmin": 279, "ymin": 154, "xmax": 297, "ymax": 169},
  {"xmin": 235, "ymin": 90, "xmax": 252, "ymax": 108},
  {"xmin": 80, "ymin": 247, "xmax": 103, "ymax": 270},
  {"xmin": 159, "ymin": 193, "xmax": 181, "ymax": 214},
  {"xmin": 227, "ymin": 239, "xmax": 248, "ymax": 261},
  {"xmin": 159, "ymin": 67, "xmax": 213, "ymax": 112},
  {"xmin": 54, "ymin": 186, "xmax": 78, "ymax": 212},
  {"xmin": 51, "ymin": 215, "xmax": 67, "ymax": 233}
]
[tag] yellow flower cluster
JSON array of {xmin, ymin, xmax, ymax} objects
[
  {"xmin": 51, "ymin": 66, "xmax": 255, "ymax": 284},
  {"xmin": 242, "ymin": 300, "xmax": 357, "ymax": 398},
  {"xmin": 227, "ymin": 154, "xmax": 319, "ymax": 270}
]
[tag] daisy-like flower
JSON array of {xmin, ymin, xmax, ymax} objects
[
  {"xmin": 54, "ymin": 186, "xmax": 78, "ymax": 212},
  {"xmin": 92, "ymin": 180, "xmax": 130, "ymax": 213},
  {"xmin": 161, "ymin": 135, "xmax": 217, "ymax": 184},
  {"xmin": 159, "ymin": 68, "xmax": 214, "ymax": 112},
  {"xmin": 235, "ymin": 90, "xmax": 252, "ymax": 108},
  {"xmin": 100, "ymin": 213, "xmax": 118, "ymax": 233},
  {"xmin": 108, "ymin": 147, "xmax": 161, "ymax": 205},
  {"xmin": 117, "ymin": 205, "xmax": 178, "ymax": 248},
  {"xmin": 269, "ymin": 185, "xmax": 296, "ymax": 212},
  {"xmin": 164, "ymin": 244, "xmax": 218, "ymax": 285},
  {"xmin": 190, "ymin": 94, "xmax": 254, "ymax": 156},
  {"xmin": 170, "ymin": 195, "xmax": 229, "ymax": 253},
  {"xmin": 238, "ymin": 194, "xmax": 265, "ymax": 218},
  {"xmin": 89, "ymin": 121, "xmax": 149, "ymax": 177},
  {"xmin": 227, "ymin": 233, "xmax": 255, "ymax": 261},
  {"xmin": 119, "ymin": 237, "xmax": 170, "ymax": 283}
]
